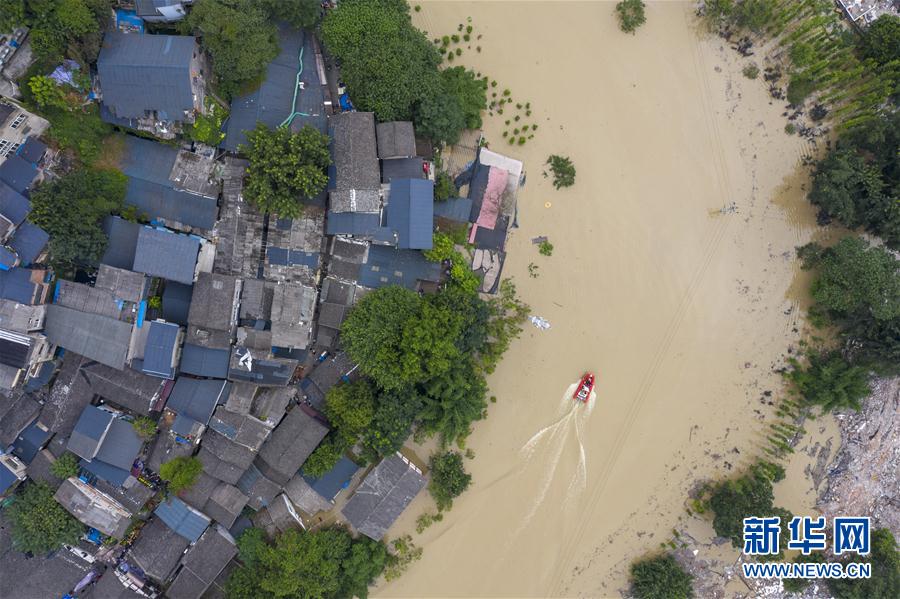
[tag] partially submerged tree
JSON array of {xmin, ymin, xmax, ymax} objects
[
  {"xmin": 428, "ymin": 451, "xmax": 471, "ymax": 511},
  {"xmin": 546, "ymin": 155, "xmax": 576, "ymax": 189},
  {"xmin": 615, "ymin": 0, "xmax": 646, "ymax": 34},
  {"xmin": 784, "ymin": 349, "xmax": 871, "ymax": 413},
  {"xmin": 7, "ymin": 482, "xmax": 85, "ymax": 553},
  {"xmin": 159, "ymin": 456, "xmax": 202, "ymax": 493},
  {"xmin": 240, "ymin": 123, "xmax": 331, "ymax": 219},
  {"xmin": 630, "ymin": 553, "xmax": 694, "ymax": 599},
  {"xmin": 828, "ymin": 528, "xmax": 900, "ymax": 599},
  {"xmin": 706, "ymin": 462, "xmax": 788, "ymax": 549}
]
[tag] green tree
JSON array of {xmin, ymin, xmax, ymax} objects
[
  {"xmin": 732, "ymin": 0, "xmax": 775, "ymax": 33},
  {"xmin": 783, "ymin": 552, "xmax": 826, "ymax": 593},
  {"xmin": 28, "ymin": 76, "xmax": 67, "ymax": 110},
  {"xmin": 481, "ymin": 280, "xmax": 530, "ymax": 373},
  {"xmin": 440, "ymin": 67, "xmax": 487, "ymax": 130},
  {"xmin": 0, "ymin": 0, "xmax": 26, "ymax": 33},
  {"xmin": 615, "ymin": 0, "xmax": 646, "ymax": 34},
  {"xmin": 828, "ymin": 528, "xmax": 899, "ymax": 599},
  {"xmin": 707, "ymin": 462, "xmax": 785, "ymax": 548},
  {"xmin": 130, "ymin": 416, "xmax": 158, "ymax": 440},
  {"xmin": 325, "ymin": 379, "xmax": 377, "ymax": 438},
  {"xmin": 188, "ymin": 100, "xmax": 228, "ymax": 146},
  {"xmin": 857, "ymin": 15, "xmax": 900, "ymax": 67},
  {"xmin": 25, "ymin": 0, "xmax": 107, "ymax": 66},
  {"xmin": 785, "ymin": 349, "xmax": 871, "ymax": 413},
  {"xmin": 321, "ymin": 0, "xmax": 441, "ymax": 122},
  {"xmin": 630, "ymin": 553, "xmax": 694, "ymax": 599},
  {"xmin": 28, "ymin": 167, "xmax": 126, "ymax": 274},
  {"xmin": 50, "ymin": 452, "xmax": 80, "ymax": 479},
  {"xmin": 302, "ymin": 437, "xmax": 346, "ymax": 479},
  {"xmin": 428, "ymin": 451, "xmax": 471, "ymax": 511},
  {"xmin": 159, "ymin": 456, "xmax": 202, "ymax": 493},
  {"xmin": 362, "ymin": 389, "xmax": 422, "ymax": 459},
  {"xmin": 787, "ymin": 72, "xmax": 816, "ymax": 105},
  {"xmin": 226, "ymin": 527, "xmax": 387, "ymax": 599},
  {"xmin": 546, "ymin": 155, "xmax": 576, "ymax": 189},
  {"xmin": 183, "ymin": 0, "xmax": 278, "ymax": 99},
  {"xmin": 434, "ymin": 171, "xmax": 458, "ymax": 202},
  {"xmin": 7, "ymin": 482, "xmax": 85, "ymax": 553},
  {"xmin": 414, "ymin": 90, "xmax": 466, "ymax": 145},
  {"xmin": 256, "ymin": 0, "xmax": 321, "ymax": 29},
  {"xmin": 240, "ymin": 123, "xmax": 331, "ymax": 218},
  {"xmin": 417, "ymin": 358, "xmax": 487, "ymax": 447}
]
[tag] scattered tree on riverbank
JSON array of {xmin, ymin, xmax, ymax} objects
[
  {"xmin": 428, "ymin": 451, "xmax": 471, "ymax": 511},
  {"xmin": 226, "ymin": 527, "xmax": 387, "ymax": 599},
  {"xmin": 630, "ymin": 553, "xmax": 694, "ymax": 599},
  {"xmin": 159, "ymin": 456, "xmax": 202, "ymax": 493},
  {"xmin": 828, "ymin": 528, "xmax": 900, "ymax": 599},
  {"xmin": 545, "ymin": 155, "xmax": 576, "ymax": 189},
  {"xmin": 28, "ymin": 167, "xmax": 126, "ymax": 275},
  {"xmin": 615, "ymin": 0, "xmax": 646, "ymax": 34},
  {"xmin": 240, "ymin": 124, "xmax": 331, "ymax": 219},
  {"xmin": 784, "ymin": 349, "xmax": 871, "ymax": 413},
  {"xmin": 7, "ymin": 482, "xmax": 84, "ymax": 553}
]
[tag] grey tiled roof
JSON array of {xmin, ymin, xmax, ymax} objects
[
  {"xmin": 204, "ymin": 482, "xmax": 248, "ymax": 528},
  {"xmin": 180, "ymin": 343, "xmax": 230, "ymax": 378},
  {"xmin": 53, "ymin": 477, "xmax": 131, "ymax": 538},
  {"xmin": 44, "ymin": 304, "xmax": 133, "ymax": 370},
  {"xmin": 94, "ymin": 265, "xmax": 148, "ymax": 304},
  {"xmin": 376, "ymin": 121, "xmax": 416, "ymax": 159},
  {"xmin": 166, "ymin": 378, "xmax": 229, "ymax": 427},
  {"xmin": 254, "ymin": 408, "xmax": 328, "ymax": 485},
  {"xmin": 67, "ymin": 404, "xmax": 113, "ymax": 460},
  {"xmin": 341, "ymin": 453, "xmax": 425, "ymax": 540},
  {"xmin": 227, "ymin": 347, "xmax": 298, "ymax": 387},
  {"xmin": 101, "ymin": 216, "xmax": 141, "ymax": 270},
  {"xmin": 166, "ymin": 526, "xmax": 237, "ymax": 599},
  {"xmin": 236, "ymin": 463, "xmax": 279, "ymax": 510},
  {"xmin": 132, "ymin": 227, "xmax": 200, "ymax": 285},
  {"xmin": 331, "ymin": 112, "xmax": 380, "ymax": 191},
  {"xmin": 207, "ymin": 406, "xmax": 269, "ymax": 451},
  {"xmin": 98, "ymin": 31, "xmax": 195, "ymax": 121},
  {"xmin": 187, "ymin": 273, "xmax": 239, "ymax": 333},
  {"xmin": 128, "ymin": 517, "xmax": 190, "ymax": 583},
  {"xmin": 154, "ymin": 496, "xmax": 210, "ymax": 543}
]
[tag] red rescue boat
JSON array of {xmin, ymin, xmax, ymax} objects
[{"xmin": 573, "ymin": 373, "xmax": 595, "ymax": 403}]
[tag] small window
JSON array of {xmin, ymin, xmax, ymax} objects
[{"xmin": 10, "ymin": 114, "xmax": 26, "ymax": 129}]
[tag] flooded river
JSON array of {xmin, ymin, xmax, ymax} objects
[{"xmin": 378, "ymin": 2, "xmax": 834, "ymax": 597}]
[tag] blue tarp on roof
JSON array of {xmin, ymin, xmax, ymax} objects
[
  {"xmin": 9, "ymin": 222, "xmax": 49, "ymax": 265},
  {"xmin": 358, "ymin": 245, "xmax": 442, "ymax": 290},
  {"xmin": 303, "ymin": 456, "xmax": 359, "ymax": 502},
  {"xmin": 0, "ymin": 155, "xmax": 37, "ymax": 196},
  {"xmin": 97, "ymin": 31, "xmax": 195, "ymax": 121},
  {"xmin": 119, "ymin": 137, "xmax": 219, "ymax": 230},
  {"xmin": 433, "ymin": 197, "xmax": 473, "ymax": 223},
  {"xmin": 132, "ymin": 226, "xmax": 199, "ymax": 285},
  {"xmin": 12, "ymin": 419, "xmax": 52, "ymax": 464},
  {"xmin": 17, "ymin": 137, "xmax": 47, "ymax": 165},
  {"xmin": 0, "ymin": 267, "xmax": 39, "ymax": 304},
  {"xmin": 385, "ymin": 179, "xmax": 434, "ymax": 250},
  {"xmin": 266, "ymin": 247, "xmax": 319, "ymax": 268},
  {"xmin": 179, "ymin": 343, "xmax": 230, "ymax": 378},
  {"xmin": 0, "ymin": 181, "xmax": 30, "ymax": 225},
  {"xmin": 141, "ymin": 320, "xmax": 180, "ymax": 379},
  {"xmin": 161, "ymin": 282, "xmax": 192, "ymax": 326},
  {"xmin": 222, "ymin": 26, "xmax": 326, "ymax": 152},
  {"xmin": 101, "ymin": 216, "xmax": 141, "ymax": 269},
  {"xmin": 325, "ymin": 212, "xmax": 381, "ymax": 237},
  {"xmin": 155, "ymin": 496, "xmax": 210, "ymax": 543}
]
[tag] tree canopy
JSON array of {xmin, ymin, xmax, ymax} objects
[
  {"xmin": 49, "ymin": 453, "xmax": 80, "ymax": 480},
  {"xmin": 183, "ymin": 0, "xmax": 278, "ymax": 99},
  {"xmin": 785, "ymin": 349, "xmax": 871, "ymax": 413},
  {"xmin": 256, "ymin": 0, "xmax": 322, "ymax": 29},
  {"xmin": 28, "ymin": 167, "xmax": 126, "ymax": 274},
  {"xmin": 418, "ymin": 358, "xmax": 487, "ymax": 446},
  {"xmin": 857, "ymin": 15, "xmax": 900, "ymax": 67},
  {"xmin": 546, "ymin": 155, "xmax": 577, "ymax": 189},
  {"xmin": 707, "ymin": 462, "xmax": 786, "ymax": 548},
  {"xmin": 428, "ymin": 451, "xmax": 471, "ymax": 511},
  {"xmin": 226, "ymin": 527, "xmax": 387, "ymax": 599},
  {"xmin": 303, "ymin": 380, "xmax": 376, "ymax": 477},
  {"xmin": 23, "ymin": 0, "xmax": 110, "ymax": 68},
  {"xmin": 615, "ymin": 0, "xmax": 647, "ymax": 34},
  {"xmin": 7, "ymin": 482, "xmax": 85, "ymax": 554},
  {"xmin": 240, "ymin": 123, "xmax": 331, "ymax": 218},
  {"xmin": 159, "ymin": 456, "xmax": 202, "ymax": 493},
  {"xmin": 630, "ymin": 553, "xmax": 694, "ymax": 599},
  {"xmin": 0, "ymin": 0, "xmax": 25, "ymax": 33},
  {"xmin": 828, "ymin": 528, "xmax": 900, "ymax": 599}
]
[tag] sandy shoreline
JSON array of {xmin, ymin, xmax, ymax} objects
[{"xmin": 376, "ymin": 2, "xmax": 844, "ymax": 597}]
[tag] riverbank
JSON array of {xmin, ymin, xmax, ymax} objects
[{"xmin": 375, "ymin": 2, "xmax": 831, "ymax": 596}]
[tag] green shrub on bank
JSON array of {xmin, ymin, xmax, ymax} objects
[{"xmin": 630, "ymin": 553, "xmax": 694, "ymax": 599}]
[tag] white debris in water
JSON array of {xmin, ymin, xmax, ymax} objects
[{"xmin": 529, "ymin": 315, "xmax": 551, "ymax": 330}]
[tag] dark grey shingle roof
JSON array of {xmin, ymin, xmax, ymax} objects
[
  {"xmin": 166, "ymin": 378, "xmax": 229, "ymax": 426},
  {"xmin": 433, "ymin": 197, "xmax": 473, "ymax": 222},
  {"xmin": 357, "ymin": 245, "xmax": 442, "ymax": 291},
  {"xmin": 236, "ymin": 463, "xmax": 279, "ymax": 510},
  {"xmin": 254, "ymin": 408, "xmax": 328, "ymax": 485},
  {"xmin": 128, "ymin": 517, "xmax": 190, "ymax": 583},
  {"xmin": 9, "ymin": 222, "xmax": 49, "ymax": 265},
  {"xmin": 67, "ymin": 404, "xmax": 113, "ymax": 460},
  {"xmin": 0, "ymin": 268, "xmax": 42, "ymax": 304},
  {"xmin": 98, "ymin": 31, "xmax": 195, "ymax": 121},
  {"xmin": 341, "ymin": 454, "xmax": 425, "ymax": 540},
  {"xmin": 376, "ymin": 121, "xmax": 416, "ymax": 159},
  {"xmin": 18, "ymin": 137, "xmax": 47, "ymax": 164},
  {"xmin": 101, "ymin": 216, "xmax": 141, "ymax": 270},
  {"xmin": 0, "ymin": 180, "xmax": 30, "ymax": 226},
  {"xmin": 167, "ymin": 526, "xmax": 237, "ymax": 599},
  {"xmin": 331, "ymin": 112, "xmax": 380, "ymax": 191},
  {"xmin": 162, "ymin": 282, "xmax": 193, "ymax": 326},
  {"xmin": 180, "ymin": 343, "xmax": 230, "ymax": 378},
  {"xmin": 325, "ymin": 212, "xmax": 381, "ymax": 237},
  {"xmin": 0, "ymin": 155, "xmax": 37, "ymax": 195},
  {"xmin": 132, "ymin": 226, "xmax": 199, "ymax": 285},
  {"xmin": 94, "ymin": 417, "xmax": 142, "ymax": 471},
  {"xmin": 227, "ymin": 347, "xmax": 297, "ymax": 387},
  {"xmin": 381, "ymin": 157, "xmax": 425, "ymax": 183},
  {"xmin": 44, "ymin": 304, "xmax": 133, "ymax": 369}
]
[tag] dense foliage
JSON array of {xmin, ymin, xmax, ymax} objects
[
  {"xmin": 256, "ymin": 0, "xmax": 322, "ymax": 29},
  {"xmin": 615, "ymin": 0, "xmax": 646, "ymax": 34},
  {"xmin": 433, "ymin": 171, "xmax": 458, "ymax": 202},
  {"xmin": 22, "ymin": 0, "xmax": 111, "ymax": 68},
  {"xmin": 809, "ymin": 113, "xmax": 899, "ymax": 248},
  {"xmin": 828, "ymin": 528, "xmax": 900, "ymax": 599},
  {"xmin": 418, "ymin": 358, "xmax": 487, "ymax": 446},
  {"xmin": 321, "ymin": 0, "xmax": 486, "ymax": 144},
  {"xmin": 630, "ymin": 553, "xmax": 694, "ymax": 599},
  {"xmin": 159, "ymin": 456, "xmax": 202, "ymax": 493},
  {"xmin": 240, "ymin": 123, "xmax": 331, "ymax": 218},
  {"xmin": 182, "ymin": 0, "xmax": 278, "ymax": 99},
  {"xmin": 130, "ymin": 416, "xmax": 158, "ymax": 440},
  {"xmin": 7, "ymin": 482, "xmax": 84, "ymax": 553},
  {"xmin": 799, "ymin": 237, "xmax": 900, "ymax": 369},
  {"xmin": 226, "ymin": 527, "xmax": 387, "ymax": 599},
  {"xmin": 188, "ymin": 99, "xmax": 228, "ymax": 146},
  {"xmin": 428, "ymin": 451, "xmax": 471, "ymax": 511},
  {"xmin": 49, "ymin": 452, "xmax": 80, "ymax": 479},
  {"xmin": 706, "ymin": 461, "xmax": 787, "ymax": 549},
  {"xmin": 784, "ymin": 349, "xmax": 871, "ymax": 413},
  {"xmin": 28, "ymin": 167, "xmax": 126, "ymax": 274},
  {"xmin": 0, "ymin": 0, "xmax": 25, "ymax": 32},
  {"xmin": 303, "ymin": 380, "xmax": 375, "ymax": 478},
  {"xmin": 546, "ymin": 155, "xmax": 576, "ymax": 189},
  {"xmin": 857, "ymin": 15, "xmax": 900, "ymax": 67}
]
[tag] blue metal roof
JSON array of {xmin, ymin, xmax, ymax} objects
[
  {"xmin": 12, "ymin": 420, "xmax": 52, "ymax": 464},
  {"xmin": 433, "ymin": 197, "xmax": 473, "ymax": 223},
  {"xmin": 303, "ymin": 456, "xmax": 359, "ymax": 502},
  {"xmin": 0, "ymin": 459, "xmax": 20, "ymax": 494},
  {"xmin": 154, "ymin": 496, "xmax": 210, "ymax": 543},
  {"xmin": 381, "ymin": 157, "xmax": 425, "ymax": 184},
  {"xmin": 119, "ymin": 137, "xmax": 218, "ymax": 230},
  {"xmin": 0, "ymin": 267, "xmax": 39, "ymax": 304},
  {"xmin": 166, "ymin": 378, "xmax": 229, "ymax": 425},
  {"xmin": 0, "ymin": 246, "xmax": 17, "ymax": 270},
  {"xmin": 325, "ymin": 212, "xmax": 382, "ymax": 236},
  {"xmin": 141, "ymin": 320, "xmax": 180, "ymax": 379},
  {"xmin": 94, "ymin": 418, "xmax": 142, "ymax": 472},
  {"xmin": 97, "ymin": 31, "xmax": 195, "ymax": 121},
  {"xmin": 17, "ymin": 137, "xmax": 47, "ymax": 164},
  {"xmin": 266, "ymin": 246, "xmax": 319, "ymax": 268},
  {"xmin": 0, "ymin": 181, "xmax": 30, "ymax": 225},
  {"xmin": 9, "ymin": 222, "xmax": 49, "ymax": 265},
  {"xmin": 385, "ymin": 179, "xmax": 434, "ymax": 250},
  {"xmin": 102, "ymin": 216, "xmax": 141, "ymax": 270},
  {"xmin": 222, "ymin": 26, "xmax": 326, "ymax": 152},
  {"xmin": 180, "ymin": 343, "xmax": 230, "ymax": 378},
  {"xmin": 132, "ymin": 226, "xmax": 199, "ymax": 285},
  {"xmin": 0, "ymin": 155, "xmax": 37, "ymax": 195},
  {"xmin": 358, "ymin": 245, "xmax": 442, "ymax": 290},
  {"xmin": 161, "ymin": 282, "xmax": 192, "ymax": 326}
]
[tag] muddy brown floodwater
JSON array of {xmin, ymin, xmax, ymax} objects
[{"xmin": 377, "ymin": 2, "xmax": 840, "ymax": 597}]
